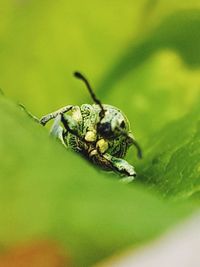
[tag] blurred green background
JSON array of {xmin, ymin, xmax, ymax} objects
[{"xmin": 0, "ymin": 0, "xmax": 200, "ymax": 266}]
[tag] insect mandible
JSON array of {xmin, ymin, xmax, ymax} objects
[{"xmin": 20, "ymin": 72, "xmax": 142, "ymax": 181}]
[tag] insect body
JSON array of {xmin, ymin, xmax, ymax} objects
[{"xmin": 21, "ymin": 72, "xmax": 142, "ymax": 180}]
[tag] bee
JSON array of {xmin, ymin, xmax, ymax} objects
[{"xmin": 20, "ymin": 72, "xmax": 142, "ymax": 181}]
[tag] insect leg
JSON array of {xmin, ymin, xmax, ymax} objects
[
  {"xmin": 40, "ymin": 105, "xmax": 73, "ymax": 125},
  {"xmin": 19, "ymin": 103, "xmax": 40, "ymax": 123},
  {"xmin": 103, "ymin": 153, "xmax": 136, "ymax": 178},
  {"xmin": 61, "ymin": 113, "xmax": 82, "ymax": 138},
  {"xmin": 49, "ymin": 114, "xmax": 66, "ymax": 147}
]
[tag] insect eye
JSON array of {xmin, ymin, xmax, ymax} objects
[
  {"xmin": 120, "ymin": 121, "xmax": 126, "ymax": 129},
  {"xmin": 97, "ymin": 122, "xmax": 113, "ymax": 139}
]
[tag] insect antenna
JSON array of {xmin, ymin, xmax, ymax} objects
[
  {"xmin": 74, "ymin": 71, "xmax": 105, "ymax": 118},
  {"xmin": 120, "ymin": 129, "xmax": 142, "ymax": 159},
  {"xmin": 132, "ymin": 139, "xmax": 142, "ymax": 159}
]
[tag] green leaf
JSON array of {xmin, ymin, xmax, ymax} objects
[
  {"xmin": 1, "ymin": 1, "xmax": 200, "ymax": 266},
  {"xmin": 0, "ymin": 97, "xmax": 195, "ymax": 266},
  {"xmin": 0, "ymin": 0, "xmax": 151, "ymax": 114},
  {"xmin": 99, "ymin": 9, "xmax": 200, "ymax": 96},
  {"xmin": 137, "ymin": 104, "xmax": 200, "ymax": 199}
]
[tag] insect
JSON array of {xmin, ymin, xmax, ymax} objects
[{"xmin": 20, "ymin": 72, "xmax": 142, "ymax": 181}]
